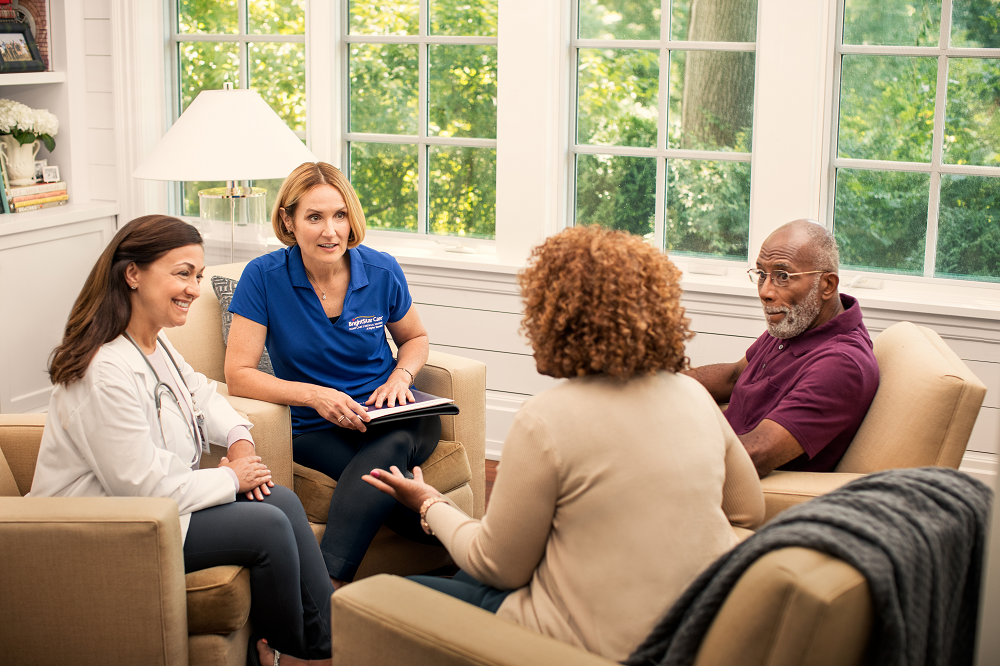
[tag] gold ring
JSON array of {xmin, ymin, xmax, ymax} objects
[{"xmin": 338, "ymin": 415, "xmax": 347, "ymax": 422}]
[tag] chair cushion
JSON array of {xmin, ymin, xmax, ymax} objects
[
  {"xmin": 185, "ymin": 565, "xmax": 252, "ymax": 635},
  {"xmin": 211, "ymin": 275, "xmax": 275, "ymax": 376},
  {"xmin": 294, "ymin": 440, "xmax": 472, "ymax": 524},
  {"xmin": 0, "ymin": 446, "xmax": 18, "ymax": 497}
]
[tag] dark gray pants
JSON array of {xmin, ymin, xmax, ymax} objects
[
  {"xmin": 183, "ymin": 485, "xmax": 333, "ymax": 660},
  {"xmin": 293, "ymin": 416, "xmax": 442, "ymax": 581}
]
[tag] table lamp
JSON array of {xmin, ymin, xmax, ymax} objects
[{"xmin": 133, "ymin": 84, "xmax": 317, "ymax": 262}]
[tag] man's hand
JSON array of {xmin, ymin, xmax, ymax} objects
[
  {"xmin": 738, "ymin": 419, "xmax": 805, "ymax": 478},
  {"xmin": 683, "ymin": 357, "xmax": 748, "ymax": 404}
]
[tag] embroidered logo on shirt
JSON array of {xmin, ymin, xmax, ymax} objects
[{"xmin": 348, "ymin": 315, "xmax": 384, "ymax": 332}]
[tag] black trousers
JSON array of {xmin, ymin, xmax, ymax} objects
[
  {"xmin": 409, "ymin": 570, "xmax": 514, "ymax": 613},
  {"xmin": 293, "ymin": 415, "xmax": 442, "ymax": 581},
  {"xmin": 183, "ymin": 485, "xmax": 333, "ymax": 660}
]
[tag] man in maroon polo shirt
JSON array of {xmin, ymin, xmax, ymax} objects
[{"xmin": 686, "ymin": 219, "xmax": 879, "ymax": 477}]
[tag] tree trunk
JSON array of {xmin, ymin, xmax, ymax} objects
[{"xmin": 681, "ymin": 0, "xmax": 757, "ymax": 149}]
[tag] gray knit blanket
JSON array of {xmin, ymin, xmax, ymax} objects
[{"xmin": 625, "ymin": 467, "xmax": 993, "ymax": 666}]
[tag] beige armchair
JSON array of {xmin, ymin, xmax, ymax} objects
[
  {"xmin": 0, "ymin": 403, "xmax": 289, "ymax": 666},
  {"xmin": 760, "ymin": 321, "xmax": 987, "ymax": 522},
  {"xmin": 163, "ymin": 262, "xmax": 487, "ymax": 579},
  {"xmin": 328, "ymin": 547, "xmax": 873, "ymax": 666}
]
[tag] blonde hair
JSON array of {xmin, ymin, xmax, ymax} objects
[{"xmin": 271, "ymin": 162, "xmax": 367, "ymax": 248}]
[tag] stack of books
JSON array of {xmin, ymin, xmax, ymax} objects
[{"xmin": 5, "ymin": 181, "xmax": 69, "ymax": 213}]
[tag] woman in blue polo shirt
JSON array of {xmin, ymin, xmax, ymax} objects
[{"xmin": 225, "ymin": 162, "xmax": 440, "ymax": 588}]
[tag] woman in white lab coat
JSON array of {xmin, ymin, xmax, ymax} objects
[{"xmin": 30, "ymin": 214, "xmax": 333, "ymax": 665}]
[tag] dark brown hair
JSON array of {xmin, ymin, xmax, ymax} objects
[
  {"xmin": 519, "ymin": 225, "xmax": 692, "ymax": 379},
  {"xmin": 48, "ymin": 215, "xmax": 203, "ymax": 385},
  {"xmin": 272, "ymin": 162, "xmax": 366, "ymax": 248}
]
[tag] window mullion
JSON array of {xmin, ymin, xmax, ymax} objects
[
  {"xmin": 654, "ymin": 34, "xmax": 669, "ymax": 248},
  {"xmin": 924, "ymin": 0, "xmax": 952, "ymax": 278},
  {"xmin": 418, "ymin": 0, "xmax": 429, "ymax": 235}
]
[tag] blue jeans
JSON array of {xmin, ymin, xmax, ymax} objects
[{"xmin": 409, "ymin": 569, "xmax": 515, "ymax": 613}]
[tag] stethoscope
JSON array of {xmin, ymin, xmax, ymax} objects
[{"xmin": 124, "ymin": 332, "xmax": 209, "ymax": 465}]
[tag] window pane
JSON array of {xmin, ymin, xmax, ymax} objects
[
  {"xmin": 350, "ymin": 142, "xmax": 418, "ymax": 232},
  {"xmin": 665, "ymin": 159, "xmax": 750, "ymax": 260},
  {"xmin": 670, "ymin": 0, "xmax": 757, "ymax": 42},
  {"xmin": 249, "ymin": 42, "xmax": 306, "ymax": 133},
  {"xmin": 182, "ymin": 181, "xmax": 226, "ymax": 217},
  {"xmin": 179, "ymin": 42, "xmax": 240, "ymax": 113},
  {"xmin": 350, "ymin": 44, "xmax": 418, "ymax": 135},
  {"xmin": 951, "ymin": 0, "xmax": 1000, "ymax": 48},
  {"xmin": 944, "ymin": 58, "xmax": 1000, "ymax": 167},
  {"xmin": 577, "ymin": 48, "xmax": 659, "ymax": 148},
  {"xmin": 249, "ymin": 0, "xmax": 305, "ymax": 35},
  {"xmin": 838, "ymin": 55, "xmax": 937, "ymax": 162},
  {"xmin": 178, "ymin": 0, "xmax": 237, "ymax": 34},
  {"xmin": 428, "ymin": 45, "xmax": 498, "ymax": 139},
  {"xmin": 431, "ymin": 0, "xmax": 498, "ymax": 36},
  {"xmin": 349, "ymin": 0, "xmax": 418, "ymax": 35},
  {"xmin": 575, "ymin": 153, "xmax": 656, "ymax": 237},
  {"xmin": 428, "ymin": 146, "xmax": 497, "ymax": 238},
  {"xmin": 668, "ymin": 50, "xmax": 754, "ymax": 151},
  {"xmin": 834, "ymin": 168, "xmax": 928, "ymax": 274},
  {"xmin": 579, "ymin": 0, "xmax": 660, "ymax": 41},
  {"xmin": 936, "ymin": 175, "xmax": 1000, "ymax": 281},
  {"xmin": 843, "ymin": 0, "xmax": 940, "ymax": 46}
]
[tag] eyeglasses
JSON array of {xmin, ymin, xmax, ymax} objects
[{"xmin": 747, "ymin": 268, "xmax": 826, "ymax": 288}]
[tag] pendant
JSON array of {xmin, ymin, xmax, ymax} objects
[{"xmin": 322, "ymin": 293, "xmax": 327, "ymax": 300}]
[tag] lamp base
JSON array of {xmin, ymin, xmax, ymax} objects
[{"xmin": 198, "ymin": 186, "xmax": 269, "ymax": 264}]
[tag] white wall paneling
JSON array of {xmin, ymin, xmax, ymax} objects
[{"xmin": 0, "ymin": 206, "xmax": 117, "ymax": 413}]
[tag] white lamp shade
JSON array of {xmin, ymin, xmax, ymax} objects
[{"xmin": 133, "ymin": 89, "xmax": 317, "ymax": 182}]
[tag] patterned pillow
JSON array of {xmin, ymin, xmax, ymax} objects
[{"xmin": 211, "ymin": 275, "xmax": 275, "ymax": 376}]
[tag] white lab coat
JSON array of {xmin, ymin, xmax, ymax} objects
[{"xmin": 29, "ymin": 334, "xmax": 252, "ymax": 541}]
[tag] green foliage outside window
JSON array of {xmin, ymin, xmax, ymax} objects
[{"xmin": 834, "ymin": 0, "xmax": 1000, "ymax": 280}]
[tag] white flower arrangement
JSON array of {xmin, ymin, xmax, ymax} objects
[{"xmin": 0, "ymin": 98, "xmax": 58, "ymax": 152}]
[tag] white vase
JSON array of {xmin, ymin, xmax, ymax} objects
[{"xmin": 0, "ymin": 135, "xmax": 41, "ymax": 186}]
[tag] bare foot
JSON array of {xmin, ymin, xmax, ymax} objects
[{"xmin": 257, "ymin": 638, "xmax": 333, "ymax": 666}]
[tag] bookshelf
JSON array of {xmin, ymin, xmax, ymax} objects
[{"xmin": 0, "ymin": 71, "xmax": 66, "ymax": 86}]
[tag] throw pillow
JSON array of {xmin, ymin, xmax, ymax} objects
[{"xmin": 211, "ymin": 275, "xmax": 275, "ymax": 376}]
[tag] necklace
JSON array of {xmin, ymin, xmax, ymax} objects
[{"xmin": 304, "ymin": 266, "xmax": 340, "ymax": 301}]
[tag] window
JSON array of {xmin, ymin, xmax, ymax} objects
[
  {"xmin": 344, "ymin": 0, "xmax": 498, "ymax": 239},
  {"xmin": 169, "ymin": 0, "xmax": 307, "ymax": 218},
  {"xmin": 570, "ymin": 0, "xmax": 758, "ymax": 261},
  {"xmin": 830, "ymin": 0, "xmax": 1000, "ymax": 282}
]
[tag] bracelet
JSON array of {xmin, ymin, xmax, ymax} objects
[
  {"xmin": 396, "ymin": 366, "xmax": 415, "ymax": 384},
  {"xmin": 419, "ymin": 495, "xmax": 448, "ymax": 535}
]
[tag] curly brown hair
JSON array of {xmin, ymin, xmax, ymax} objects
[{"xmin": 519, "ymin": 226, "xmax": 692, "ymax": 379}]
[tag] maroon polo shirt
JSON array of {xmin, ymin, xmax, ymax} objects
[{"xmin": 724, "ymin": 294, "xmax": 879, "ymax": 472}]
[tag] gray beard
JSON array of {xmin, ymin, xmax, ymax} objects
[{"xmin": 763, "ymin": 279, "xmax": 822, "ymax": 339}]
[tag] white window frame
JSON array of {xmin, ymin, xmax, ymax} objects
[
  {"xmin": 341, "ymin": 1, "xmax": 499, "ymax": 240},
  {"xmin": 567, "ymin": 1, "xmax": 756, "ymax": 253},
  {"xmin": 822, "ymin": 0, "xmax": 1000, "ymax": 284}
]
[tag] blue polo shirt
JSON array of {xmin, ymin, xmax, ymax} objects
[{"xmin": 229, "ymin": 244, "xmax": 413, "ymax": 434}]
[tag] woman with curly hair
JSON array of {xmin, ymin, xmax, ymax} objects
[{"xmin": 358, "ymin": 225, "xmax": 765, "ymax": 663}]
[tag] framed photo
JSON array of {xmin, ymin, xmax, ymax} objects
[
  {"xmin": 34, "ymin": 158, "xmax": 46, "ymax": 181},
  {"xmin": 0, "ymin": 22, "xmax": 44, "ymax": 73},
  {"xmin": 41, "ymin": 164, "xmax": 58, "ymax": 183}
]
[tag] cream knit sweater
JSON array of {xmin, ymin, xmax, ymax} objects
[{"xmin": 426, "ymin": 371, "xmax": 765, "ymax": 662}]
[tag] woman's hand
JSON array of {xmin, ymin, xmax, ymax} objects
[
  {"xmin": 220, "ymin": 455, "xmax": 273, "ymax": 495},
  {"xmin": 362, "ymin": 465, "xmax": 440, "ymax": 513},
  {"xmin": 309, "ymin": 386, "xmax": 371, "ymax": 433},
  {"xmin": 226, "ymin": 439, "xmax": 274, "ymax": 500},
  {"xmin": 365, "ymin": 369, "xmax": 415, "ymax": 409}
]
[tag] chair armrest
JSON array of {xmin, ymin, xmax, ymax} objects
[
  {"xmin": 0, "ymin": 413, "xmax": 46, "ymax": 496},
  {"xmin": 207, "ymin": 383, "xmax": 294, "ymax": 490},
  {"xmin": 415, "ymin": 350, "xmax": 487, "ymax": 518},
  {"xmin": 330, "ymin": 575, "xmax": 614, "ymax": 666},
  {"xmin": 0, "ymin": 496, "xmax": 189, "ymax": 664},
  {"xmin": 760, "ymin": 471, "xmax": 864, "ymax": 524}
]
